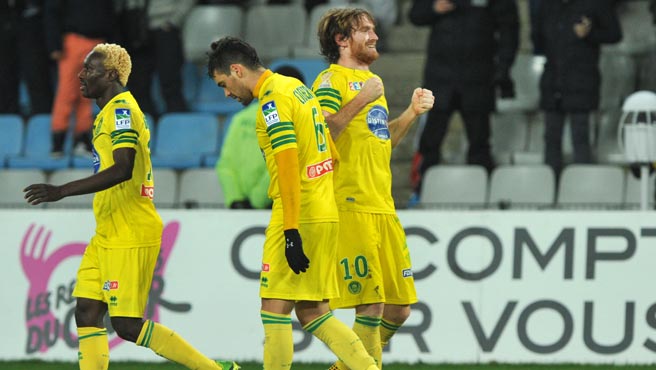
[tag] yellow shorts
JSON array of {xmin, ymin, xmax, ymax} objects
[
  {"xmin": 260, "ymin": 222, "xmax": 340, "ymax": 301},
  {"xmin": 72, "ymin": 241, "xmax": 160, "ymax": 318},
  {"xmin": 329, "ymin": 211, "xmax": 417, "ymax": 309}
]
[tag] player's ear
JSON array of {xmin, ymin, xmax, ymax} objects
[
  {"xmin": 107, "ymin": 68, "xmax": 119, "ymax": 84},
  {"xmin": 230, "ymin": 64, "xmax": 243, "ymax": 78},
  {"xmin": 335, "ymin": 33, "xmax": 348, "ymax": 47}
]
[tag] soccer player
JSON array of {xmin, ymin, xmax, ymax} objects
[
  {"xmin": 206, "ymin": 37, "xmax": 380, "ymax": 370},
  {"xmin": 312, "ymin": 8, "xmax": 434, "ymax": 370},
  {"xmin": 24, "ymin": 43, "xmax": 237, "ymax": 370}
]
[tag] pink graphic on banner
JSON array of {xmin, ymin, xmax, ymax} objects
[{"xmin": 21, "ymin": 221, "xmax": 188, "ymax": 354}]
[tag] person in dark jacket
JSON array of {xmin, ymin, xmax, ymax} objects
[
  {"xmin": 409, "ymin": 0, "xmax": 519, "ymax": 194},
  {"xmin": 121, "ymin": 0, "xmax": 195, "ymax": 117},
  {"xmin": 0, "ymin": 0, "xmax": 53, "ymax": 116},
  {"xmin": 44, "ymin": 0, "xmax": 117, "ymax": 155},
  {"xmin": 532, "ymin": 0, "xmax": 621, "ymax": 175}
]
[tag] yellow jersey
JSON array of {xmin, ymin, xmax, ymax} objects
[
  {"xmin": 255, "ymin": 70, "xmax": 338, "ymax": 224},
  {"xmin": 90, "ymin": 91, "xmax": 163, "ymax": 248},
  {"xmin": 312, "ymin": 64, "xmax": 395, "ymax": 214}
]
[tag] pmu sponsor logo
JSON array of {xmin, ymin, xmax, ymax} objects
[
  {"xmin": 306, "ymin": 158, "xmax": 333, "ymax": 179},
  {"xmin": 141, "ymin": 184, "xmax": 154, "ymax": 199}
]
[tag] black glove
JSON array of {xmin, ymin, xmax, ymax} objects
[
  {"xmin": 284, "ymin": 229, "xmax": 309, "ymax": 274},
  {"xmin": 493, "ymin": 70, "xmax": 516, "ymax": 99}
]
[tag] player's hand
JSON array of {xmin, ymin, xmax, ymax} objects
[
  {"xmin": 410, "ymin": 88, "xmax": 435, "ymax": 116},
  {"xmin": 284, "ymin": 229, "xmax": 309, "ymax": 274},
  {"xmin": 24, "ymin": 184, "xmax": 63, "ymax": 205},
  {"xmin": 359, "ymin": 77, "xmax": 384, "ymax": 104},
  {"xmin": 434, "ymin": 0, "xmax": 455, "ymax": 14},
  {"xmin": 574, "ymin": 16, "xmax": 592, "ymax": 39}
]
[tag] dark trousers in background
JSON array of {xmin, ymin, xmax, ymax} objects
[
  {"xmin": 129, "ymin": 27, "xmax": 188, "ymax": 117},
  {"xmin": 0, "ymin": 14, "xmax": 53, "ymax": 115},
  {"xmin": 544, "ymin": 110, "xmax": 592, "ymax": 175},
  {"xmin": 418, "ymin": 97, "xmax": 495, "ymax": 191}
]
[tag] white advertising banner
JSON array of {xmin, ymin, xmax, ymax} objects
[{"xmin": 0, "ymin": 210, "xmax": 654, "ymax": 364}]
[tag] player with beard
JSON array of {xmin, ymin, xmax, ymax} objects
[{"xmin": 312, "ymin": 8, "xmax": 434, "ymax": 370}]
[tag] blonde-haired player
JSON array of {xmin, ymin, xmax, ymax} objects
[
  {"xmin": 313, "ymin": 8, "xmax": 434, "ymax": 370},
  {"xmin": 24, "ymin": 43, "xmax": 237, "ymax": 370}
]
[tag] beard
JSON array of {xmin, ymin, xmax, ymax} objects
[{"xmin": 354, "ymin": 43, "xmax": 379, "ymax": 65}]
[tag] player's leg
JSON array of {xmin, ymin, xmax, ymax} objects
[
  {"xmin": 296, "ymin": 300, "xmax": 378, "ymax": 370},
  {"xmin": 104, "ymin": 245, "xmax": 236, "ymax": 370},
  {"xmin": 259, "ymin": 224, "xmax": 299, "ymax": 370},
  {"xmin": 260, "ymin": 298, "xmax": 296, "ymax": 370},
  {"xmin": 72, "ymin": 242, "xmax": 110, "ymax": 370},
  {"xmin": 330, "ymin": 212, "xmax": 385, "ymax": 370},
  {"xmin": 330, "ymin": 302, "xmax": 384, "ymax": 370},
  {"xmin": 378, "ymin": 214, "xmax": 418, "ymax": 349},
  {"xmin": 380, "ymin": 305, "xmax": 410, "ymax": 348}
]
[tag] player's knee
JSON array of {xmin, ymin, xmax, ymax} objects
[
  {"xmin": 356, "ymin": 302, "xmax": 384, "ymax": 317},
  {"xmin": 384, "ymin": 305, "xmax": 411, "ymax": 324},
  {"xmin": 110, "ymin": 317, "xmax": 144, "ymax": 343},
  {"xmin": 75, "ymin": 298, "xmax": 106, "ymax": 327}
]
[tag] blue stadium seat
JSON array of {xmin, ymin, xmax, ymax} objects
[
  {"xmin": 70, "ymin": 113, "xmax": 156, "ymax": 169},
  {"xmin": 7, "ymin": 114, "xmax": 70, "ymax": 170},
  {"xmin": 202, "ymin": 113, "xmax": 234, "ymax": 167},
  {"xmin": 268, "ymin": 58, "xmax": 328, "ymax": 86},
  {"xmin": 192, "ymin": 77, "xmax": 243, "ymax": 115},
  {"xmin": 0, "ymin": 115, "xmax": 24, "ymax": 167},
  {"xmin": 151, "ymin": 113, "xmax": 219, "ymax": 169}
]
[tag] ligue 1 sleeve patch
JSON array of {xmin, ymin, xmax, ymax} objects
[
  {"xmin": 114, "ymin": 108, "xmax": 132, "ymax": 130},
  {"xmin": 262, "ymin": 101, "xmax": 280, "ymax": 127},
  {"xmin": 318, "ymin": 72, "xmax": 333, "ymax": 89}
]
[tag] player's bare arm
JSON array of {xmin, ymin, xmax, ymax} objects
[
  {"xmin": 324, "ymin": 77, "xmax": 384, "ymax": 140},
  {"xmin": 388, "ymin": 88, "xmax": 435, "ymax": 148},
  {"xmin": 24, "ymin": 148, "xmax": 136, "ymax": 205}
]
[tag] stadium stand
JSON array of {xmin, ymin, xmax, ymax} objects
[
  {"xmin": 419, "ymin": 165, "xmax": 488, "ymax": 208},
  {"xmin": 151, "ymin": 113, "xmax": 220, "ymax": 169},
  {"xmin": 178, "ymin": 168, "xmax": 225, "ymax": 208}
]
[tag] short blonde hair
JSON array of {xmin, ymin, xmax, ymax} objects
[{"xmin": 93, "ymin": 43, "xmax": 132, "ymax": 86}]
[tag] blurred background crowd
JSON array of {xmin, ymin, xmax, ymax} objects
[{"xmin": 1, "ymin": 0, "xmax": 655, "ymax": 210}]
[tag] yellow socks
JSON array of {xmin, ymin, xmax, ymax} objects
[
  {"xmin": 136, "ymin": 320, "xmax": 220, "ymax": 370},
  {"xmin": 261, "ymin": 311, "xmax": 293, "ymax": 370},
  {"xmin": 304, "ymin": 312, "xmax": 377, "ymax": 370},
  {"xmin": 330, "ymin": 315, "xmax": 382, "ymax": 370},
  {"xmin": 380, "ymin": 319, "xmax": 401, "ymax": 348},
  {"xmin": 77, "ymin": 327, "xmax": 109, "ymax": 370}
]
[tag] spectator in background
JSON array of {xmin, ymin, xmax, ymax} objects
[
  {"xmin": 123, "ymin": 0, "xmax": 195, "ymax": 117},
  {"xmin": 409, "ymin": 0, "xmax": 519, "ymax": 195},
  {"xmin": 0, "ymin": 0, "xmax": 53, "ymax": 116},
  {"xmin": 216, "ymin": 65, "xmax": 304, "ymax": 210},
  {"xmin": 45, "ymin": 0, "xmax": 116, "ymax": 156},
  {"xmin": 532, "ymin": 0, "xmax": 622, "ymax": 175}
]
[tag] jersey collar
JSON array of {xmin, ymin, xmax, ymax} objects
[{"xmin": 254, "ymin": 69, "xmax": 273, "ymax": 99}]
